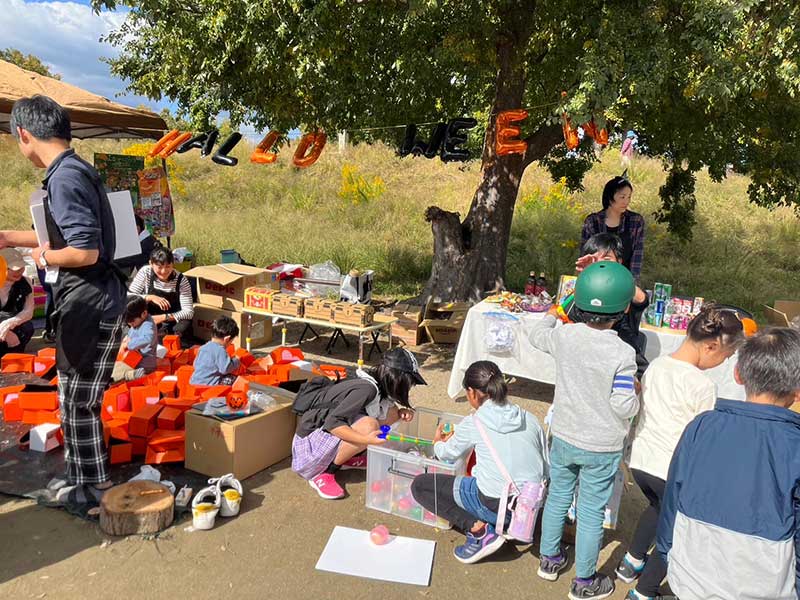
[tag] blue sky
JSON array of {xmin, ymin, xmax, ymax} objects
[{"xmin": 1, "ymin": 0, "xmax": 173, "ymax": 112}]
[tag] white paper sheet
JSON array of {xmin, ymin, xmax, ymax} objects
[
  {"xmin": 29, "ymin": 190, "xmax": 57, "ymax": 280},
  {"xmin": 107, "ymin": 190, "xmax": 141, "ymax": 259},
  {"xmin": 315, "ymin": 526, "xmax": 435, "ymax": 587}
]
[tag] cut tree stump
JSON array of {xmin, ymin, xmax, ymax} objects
[{"xmin": 99, "ymin": 480, "xmax": 174, "ymax": 536}]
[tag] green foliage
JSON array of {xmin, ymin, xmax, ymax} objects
[
  {"xmin": 1, "ymin": 48, "xmax": 60, "ymax": 79},
  {"xmin": 158, "ymin": 107, "xmax": 193, "ymax": 131},
  {"xmin": 90, "ymin": 0, "xmax": 800, "ymax": 239},
  {"xmin": 655, "ymin": 167, "xmax": 697, "ymax": 241}
]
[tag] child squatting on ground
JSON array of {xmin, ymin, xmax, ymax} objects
[
  {"xmin": 530, "ymin": 261, "xmax": 639, "ymax": 600},
  {"xmin": 616, "ymin": 306, "xmax": 744, "ymax": 600},
  {"xmin": 189, "ymin": 316, "xmax": 240, "ymax": 386},
  {"xmin": 291, "ymin": 348, "xmax": 425, "ymax": 500},
  {"xmin": 111, "ymin": 296, "xmax": 158, "ymax": 383},
  {"xmin": 410, "ymin": 360, "xmax": 547, "ymax": 564},
  {"xmin": 656, "ymin": 327, "xmax": 800, "ymax": 600}
]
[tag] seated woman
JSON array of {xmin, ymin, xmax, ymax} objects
[
  {"xmin": 411, "ymin": 361, "xmax": 546, "ymax": 564},
  {"xmin": 0, "ymin": 249, "xmax": 35, "ymax": 356},
  {"xmin": 581, "ymin": 176, "xmax": 645, "ymax": 280},
  {"xmin": 128, "ymin": 247, "xmax": 193, "ymax": 339}
]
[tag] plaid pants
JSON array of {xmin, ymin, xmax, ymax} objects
[{"xmin": 58, "ymin": 316, "xmax": 123, "ymax": 485}]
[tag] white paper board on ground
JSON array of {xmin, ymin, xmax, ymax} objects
[
  {"xmin": 107, "ymin": 190, "xmax": 141, "ymax": 260},
  {"xmin": 316, "ymin": 526, "xmax": 435, "ymax": 586},
  {"xmin": 30, "ymin": 423, "xmax": 61, "ymax": 453}
]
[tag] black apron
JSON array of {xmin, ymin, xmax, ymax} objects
[
  {"xmin": 43, "ymin": 166, "xmax": 126, "ymax": 375},
  {"xmin": 146, "ymin": 269, "xmax": 184, "ymax": 317}
]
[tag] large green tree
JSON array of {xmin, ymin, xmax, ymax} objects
[
  {"xmin": 1, "ymin": 48, "xmax": 61, "ymax": 79},
  {"xmin": 95, "ymin": 0, "xmax": 800, "ymax": 300}
]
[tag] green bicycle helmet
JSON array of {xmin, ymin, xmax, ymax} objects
[{"xmin": 574, "ymin": 261, "xmax": 635, "ymax": 314}]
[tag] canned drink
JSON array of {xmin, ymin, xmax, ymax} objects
[
  {"xmin": 692, "ymin": 297, "xmax": 705, "ymax": 314},
  {"xmin": 656, "ymin": 299, "xmax": 665, "ymax": 314},
  {"xmin": 681, "ymin": 298, "xmax": 692, "ymax": 315},
  {"xmin": 670, "ymin": 314, "xmax": 682, "ymax": 329},
  {"xmin": 681, "ymin": 316, "xmax": 690, "ymax": 330},
  {"xmin": 653, "ymin": 312, "xmax": 664, "ymax": 328}
]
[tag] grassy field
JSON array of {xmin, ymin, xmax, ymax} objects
[{"xmin": 1, "ymin": 135, "xmax": 798, "ymax": 320}]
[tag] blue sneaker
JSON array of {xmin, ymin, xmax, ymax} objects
[
  {"xmin": 537, "ymin": 551, "xmax": 568, "ymax": 581},
  {"xmin": 616, "ymin": 554, "xmax": 646, "ymax": 583},
  {"xmin": 453, "ymin": 524, "xmax": 505, "ymax": 564}
]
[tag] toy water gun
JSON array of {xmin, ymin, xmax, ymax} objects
[
  {"xmin": 378, "ymin": 425, "xmax": 434, "ymax": 446},
  {"xmin": 556, "ymin": 293, "xmax": 574, "ymax": 323}
]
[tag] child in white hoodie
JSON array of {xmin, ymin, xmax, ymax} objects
[{"xmin": 411, "ymin": 361, "xmax": 546, "ymax": 564}]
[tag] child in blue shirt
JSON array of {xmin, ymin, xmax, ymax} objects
[
  {"xmin": 190, "ymin": 316, "xmax": 240, "ymax": 386},
  {"xmin": 112, "ymin": 297, "xmax": 157, "ymax": 383}
]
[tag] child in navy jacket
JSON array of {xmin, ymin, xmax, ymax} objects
[{"xmin": 657, "ymin": 328, "xmax": 800, "ymax": 600}]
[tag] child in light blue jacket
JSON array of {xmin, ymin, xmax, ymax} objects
[{"xmin": 411, "ymin": 361, "xmax": 546, "ymax": 564}]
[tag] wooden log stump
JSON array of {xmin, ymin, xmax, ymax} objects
[{"xmin": 100, "ymin": 480, "xmax": 174, "ymax": 536}]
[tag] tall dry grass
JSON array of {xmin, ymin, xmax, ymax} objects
[{"xmin": 1, "ymin": 135, "xmax": 798, "ymax": 319}]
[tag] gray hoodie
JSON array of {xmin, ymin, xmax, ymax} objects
[
  {"xmin": 434, "ymin": 401, "xmax": 547, "ymax": 498},
  {"xmin": 530, "ymin": 315, "xmax": 639, "ymax": 452}
]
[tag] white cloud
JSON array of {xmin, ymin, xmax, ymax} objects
[{"xmin": 0, "ymin": 0, "xmax": 170, "ymax": 112}]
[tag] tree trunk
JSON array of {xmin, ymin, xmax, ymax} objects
[
  {"xmin": 100, "ymin": 481, "xmax": 174, "ymax": 536},
  {"xmin": 420, "ymin": 32, "xmax": 562, "ymax": 303}
]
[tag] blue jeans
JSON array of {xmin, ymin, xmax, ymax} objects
[
  {"xmin": 540, "ymin": 437, "xmax": 622, "ymax": 578},
  {"xmin": 454, "ymin": 476, "xmax": 503, "ymax": 527}
]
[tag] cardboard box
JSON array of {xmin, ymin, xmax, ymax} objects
[
  {"xmin": 1, "ymin": 353, "xmax": 34, "ymax": 373},
  {"xmin": 161, "ymin": 397, "xmax": 198, "ymax": 412},
  {"xmin": 129, "ymin": 404, "xmax": 162, "ymax": 438},
  {"xmin": 185, "ymin": 386, "xmax": 297, "ymax": 480},
  {"xmin": 333, "ymin": 302, "xmax": 374, "ymax": 327},
  {"xmin": 245, "ymin": 286, "xmax": 280, "ymax": 312},
  {"xmin": 271, "ymin": 294, "xmax": 304, "ymax": 318},
  {"xmin": 109, "ymin": 440, "xmax": 133, "ymax": 464},
  {"xmin": 18, "ymin": 392, "xmax": 58, "ymax": 411},
  {"xmin": 186, "ymin": 264, "xmax": 278, "ymax": 311},
  {"xmin": 130, "ymin": 385, "xmax": 161, "ymax": 413},
  {"xmin": 157, "ymin": 406, "xmax": 185, "ymax": 430},
  {"xmin": 764, "ymin": 301, "xmax": 800, "ymax": 327},
  {"xmin": 33, "ymin": 357, "xmax": 56, "ymax": 377},
  {"xmin": 148, "ymin": 429, "xmax": 185, "ymax": 451},
  {"xmin": 145, "ymin": 446, "xmax": 185, "ymax": 464},
  {"xmin": 420, "ymin": 301, "xmax": 471, "ymax": 345},
  {"xmin": 30, "ymin": 423, "xmax": 63, "ymax": 452},
  {"xmin": 22, "ymin": 409, "xmax": 60, "ymax": 425},
  {"xmin": 304, "ymin": 297, "xmax": 336, "ymax": 322},
  {"xmin": 192, "ymin": 304, "xmax": 272, "ymax": 348},
  {"xmin": 390, "ymin": 303, "xmax": 426, "ymax": 346},
  {"xmin": 130, "ymin": 436, "xmax": 148, "ymax": 456}
]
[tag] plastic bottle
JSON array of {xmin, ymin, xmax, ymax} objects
[
  {"xmin": 524, "ymin": 271, "xmax": 537, "ymax": 296},
  {"xmin": 534, "ymin": 272, "xmax": 548, "ymax": 295},
  {"xmin": 507, "ymin": 481, "xmax": 544, "ymax": 543}
]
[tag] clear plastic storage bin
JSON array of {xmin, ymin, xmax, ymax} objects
[{"xmin": 366, "ymin": 407, "xmax": 467, "ymax": 529}]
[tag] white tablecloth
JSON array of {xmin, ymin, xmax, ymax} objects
[{"xmin": 447, "ymin": 301, "xmax": 745, "ymax": 401}]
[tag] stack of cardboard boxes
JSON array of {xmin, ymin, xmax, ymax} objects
[{"xmin": 186, "ymin": 264, "xmax": 280, "ymax": 348}]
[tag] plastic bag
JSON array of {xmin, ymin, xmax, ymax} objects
[
  {"xmin": 247, "ymin": 390, "xmax": 276, "ymax": 411},
  {"xmin": 484, "ymin": 311, "xmax": 519, "ymax": 353},
  {"xmin": 307, "ymin": 261, "xmax": 342, "ymax": 297}
]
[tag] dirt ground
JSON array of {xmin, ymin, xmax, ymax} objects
[{"xmin": 0, "ymin": 325, "xmax": 648, "ymax": 600}]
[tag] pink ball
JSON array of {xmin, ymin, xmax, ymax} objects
[
  {"xmin": 397, "ymin": 497, "xmax": 413, "ymax": 512},
  {"xmin": 370, "ymin": 481, "xmax": 384, "ymax": 494},
  {"xmin": 370, "ymin": 525, "xmax": 390, "ymax": 545}
]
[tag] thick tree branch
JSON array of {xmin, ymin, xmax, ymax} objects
[{"xmin": 522, "ymin": 123, "xmax": 563, "ymax": 167}]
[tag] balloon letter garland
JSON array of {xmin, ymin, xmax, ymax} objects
[
  {"xmin": 250, "ymin": 130, "xmax": 281, "ymax": 164},
  {"xmin": 292, "ymin": 131, "xmax": 327, "ymax": 168},
  {"xmin": 148, "ymin": 130, "xmax": 180, "ymax": 157},
  {"xmin": 201, "ymin": 130, "xmax": 219, "ymax": 157},
  {"xmin": 440, "ymin": 117, "xmax": 477, "ymax": 162},
  {"xmin": 212, "ymin": 132, "xmax": 243, "ymax": 166},
  {"xmin": 176, "ymin": 132, "xmax": 208, "ymax": 154},
  {"xmin": 562, "ymin": 113, "xmax": 580, "ymax": 150},
  {"xmin": 496, "ymin": 109, "xmax": 529, "ymax": 156}
]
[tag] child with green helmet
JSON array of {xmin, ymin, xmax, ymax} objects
[{"xmin": 531, "ymin": 261, "xmax": 640, "ymax": 600}]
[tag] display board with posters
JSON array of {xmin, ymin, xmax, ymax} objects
[{"xmin": 94, "ymin": 153, "xmax": 176, "ymax": 238}]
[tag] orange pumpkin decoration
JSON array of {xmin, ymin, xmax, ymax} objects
[
  {"xmin": 292, "ymin": 131, "xmax": 327, "ymax": 168},
  {"xmin": 495, "ymin": 109, "xmax": 529, "ymax": 156},
  {"xmin": 148, "ymin": 129, "xmax": 180, "ymax": 157},
  {"xmin": 159, "ymin": 131, "xmax": 193, "ymax": 158},
  {"xmin": 740, "ymin": 317, "xmax": 758, "ymax": 337},
  {"xmin": 251, "ymin": 130, "xmax": 281, "ymax": 164},
  {"xmin": 562, "ymin": 114, "xmax": 580, "ymax": 150},
  {"xmin": 226, "ymin": 392, "xmax": 247, "ymax": 410}
]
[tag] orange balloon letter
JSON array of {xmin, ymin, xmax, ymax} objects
[
  {"xmin": 582, "ymin": 118, "xmax": 608, "ymax": 147},
  {"xmin": 495, "ymin": 109, "xmax": 528, "ymax": 156},
  {"xmin": 149, "ymin": 129, "xmax": 180, "ymax": 157},
  {"xmin": 159, "ymin": 131, "xmax": 193, "ymax": 158},
  {"xmin": 292, "ymin": 131, "xmax": 327, "ymax": 168},
  {"xmin": 562, "ymin": 114, "xmax": 579, "ymax": 151},
  {"xmin": 250, "ymin": 130, "xmax": 281, "ymax": 164}
]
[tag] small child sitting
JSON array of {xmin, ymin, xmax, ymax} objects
[
  {"xmin": 656, "ymin": 328, "xmax": 800, "ymax": 600},
  {"xmin": 190, "ymin": 316, "xmax": 240, "ymax": 386},
  {"xmin": 111, "ymin": 297, "xmax": 157, "ymax": 383},
  {"xmin": 531, "ymin": 261, "xmax": 639, "ymax": 600},
  {"xmin": 411, "ymin": 361, "xmax": 546, "ymax": 564}
]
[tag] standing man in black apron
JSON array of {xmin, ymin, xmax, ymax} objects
[{"xmin": 2, "ymin": 96, "xmax": 126, "ymax": 500}]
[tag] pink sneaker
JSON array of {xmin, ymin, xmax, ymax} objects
[
  {"xmin": 341, "ymin": 454, "xmax": 367, "ymax": 470},
  {"xmin": 309, "ymin": 473, "xmax": 345, "ymax": 499}
]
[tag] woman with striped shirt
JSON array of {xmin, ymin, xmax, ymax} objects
[{"xmin": 128, "ymin": 247, "xmax": 194, "ymax": 339}]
